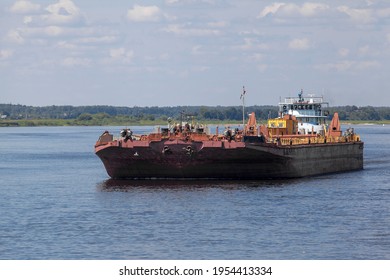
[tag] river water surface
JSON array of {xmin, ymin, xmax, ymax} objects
[{"xmin": 0, "ymin": 125, "xmax": 389, "ymax": 259}]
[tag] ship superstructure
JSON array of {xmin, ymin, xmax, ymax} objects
[{"xmin": 279, "ymin": 90, "xmax": 329, "ymax": 135}]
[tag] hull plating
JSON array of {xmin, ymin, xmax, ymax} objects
[{"xmin": 95, "ymin": 140, "xmax": 364, "ymax": 179}]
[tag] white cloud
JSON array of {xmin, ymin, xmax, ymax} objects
[
  {"xmin": 45, "ymin": 25, "xmax": 63, "ymax": 36},
  {"xmin": 235, "ymin": 38, "xmax": 269, "ymax": 51},
  {"xmin": 319, "ymin": 60, "xmax": 354, "ymax": 72},
  {"xmin": 61, "ymin": 57, "xmax": 91, "ymax": 67},
  {"xmin": 5, "ymin": 26, "xmax": 88, "ymax": 46},
  {"xmin": 338, "ymin": 48, "xmax": 350, "ymax": 57},
  {"xmin": 127, "ymin": 5, "xmax": 162, "ymax": 22},
  {"xmin": 192, "ymin": 66, "xmax": 210, "ymax": 72},
  {"xmin": 288, "ymin": 38, "xmax": 310, "ymax": 50},
  {"xmin": 77, "ymin": 36, "xmax": 117, "ymax": 44},
  {"xmin": 0, "ymin": 49, "xmax": 14, "ymax": 60},
  {"xmin": 57, "ymin": 41, "xmax": 77, "ymax": 49},
  {"xmin": 256, "ymin": 64, "xmax": 268, "ymax": 72},
  {"xmin": 258, "ymin": 2, "xmax": 285, "ymax": 18},
  {"xmin": 259, "ymin": 3, "xmax": 390, "ymax": 26},
  {"xmin": 258, "ymin": 2, "xmax": 329, "ymax": 18},
  {"xmin": 341, "ymin": 5, "xmax": 390, "ymax": 24},
  {"xmin": 337, "ymin": 6, "xmax": 372, "ymax": 23},
  {"xmin": 317, "ymin": 60, "xmax": 380, "ymax": 72},
  {"xmin": 207, "ymin": 21, "xmax": 228, "ymax": 28},
  {"xmin": 9, "ymin": 26, "xmax": 62, "ymax": 39},
  {"xmin": 8, "ymin": 0, "xmax": 85, "ymax": 26},
  {"xmin": 6, "ymin": 29, "xmax": 25, "ymax": 44},
  {"xmin": 191, "ymin": 45, "xmax": 203, "ymax": 55},
  {"xmin": 42, "ymin": 0, "xmax": 84, "ymax": 26},
  {"xmin": 356, "ymin": 60, "xmax": 380, "ymax": 70},
  {"xmin": 358, "ymin": 45, "xmax": 370, "ymax": 56},
  {"xmin": 357, "ymin": 45, "xmax": 381, "ymax": 57},
  {"xmin": 23, "ymin": 16, "xmax": 33, "ymax": 24},
  {"xmin": 109, "ymin": 48, "xmax": 134, "ymax": 63},
  {"xmin": 110, "ymin": 48, "xmax": 125, "ymax": 59},
  {"xmin": 299, "ymin": 2, "xmax": 329, "ymax": 16},
  {"xmin": 251, "ymin": 53, "xmax": 264, "ymax": 62},
  {"xmin": 9, "ymin": 0, "xmax": 40, "ymax": 14},
  {"xmin": 165, "ymin": 0, "xmax": 216, "ymax": 5},
  {"xmin": 376, "ymin": 7, "xmax": 390, "ymax": 18},
  {"xmin": 163, "ymin": 24, "xmax": 220, "ymax": 36}
]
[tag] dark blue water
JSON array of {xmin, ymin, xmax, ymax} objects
[{"xmin": 0, "ymin": 125, "xmax": 389, "ymax": 259}]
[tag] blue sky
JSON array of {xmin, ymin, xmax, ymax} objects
[{"xmin": 1, "ymin": 0, "xmax": 390, "ymax": 106}]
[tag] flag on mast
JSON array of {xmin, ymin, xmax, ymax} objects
[
  {"xmin": 241, "ymin": 86, "xmax": 246, "ymax": 127},
  {"xmin": 240, "ymin": 86, "xmax": 246, "ymax": 99}
]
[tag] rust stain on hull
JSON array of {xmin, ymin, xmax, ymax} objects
[{"xmin": 96, "ymin": 140, "xmax": 363, "ymax": 179}]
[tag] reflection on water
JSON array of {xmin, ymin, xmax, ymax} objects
[{"xmin": 97, "ymin": 178, "xmax": 292, "ymax": 192}]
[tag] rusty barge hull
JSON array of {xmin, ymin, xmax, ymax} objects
[{"xmin": 95, "ymin": 140, "xmax": 364, "ymax": 179}]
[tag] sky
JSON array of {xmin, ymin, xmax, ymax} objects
[{"xmin": 1, "ymin": 0, "xmax": 390, "ymax": 107}]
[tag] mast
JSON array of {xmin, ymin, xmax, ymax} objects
[{"xmin": 240, "ymin": 86, "xmax": 246, "ymax": 127}]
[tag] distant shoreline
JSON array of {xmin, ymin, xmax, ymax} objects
[
  {"xmin": 2, "ymin": 104, "xmax": 390, "ymax": 127},
  {"xmin": 1, "ymin": 119, "xmax": 389, "ymax": 127}
]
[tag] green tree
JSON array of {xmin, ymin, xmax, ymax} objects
[{"xmin": 77, "ymin": 113, "xmax": 93, "ymax": 121}]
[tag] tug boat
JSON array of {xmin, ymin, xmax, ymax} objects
[
  {"xmin": 95, "ymin": 92, "xmax": 363, "ymax": 179},
  {"xmin": 278, "ymin": 89, "xmax": 329, "ymax": 135}
]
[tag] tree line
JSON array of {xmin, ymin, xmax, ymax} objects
[{"xmin": 1, "ymin": 103, "xmax": 390, "ymax": 122}]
